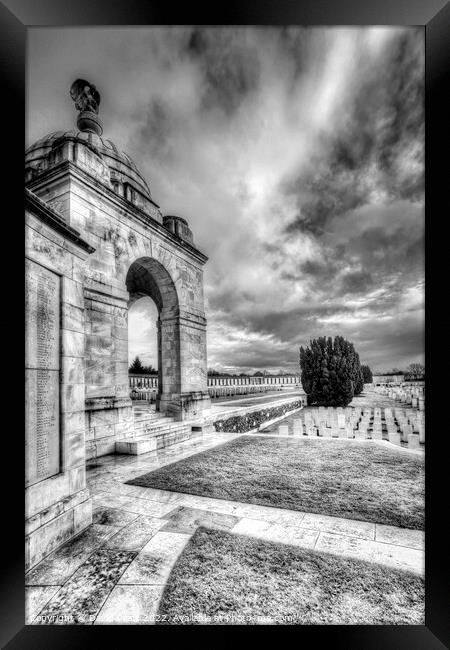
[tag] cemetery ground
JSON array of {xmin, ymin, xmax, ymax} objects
[
  {"xmin": 26, "ymin": 388, "xmax": 425, "ymax": 625},
  {"xmin": 158, "ymin": 527, "xmax": 424, "ymax": 625},
  {"xmin": 128, "ymin": 435, "xmax": 424, "ymax": 530}
]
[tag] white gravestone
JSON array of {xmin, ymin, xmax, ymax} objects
[
  {"xmin": 401, "ymin": 424, "xmax": 413, "ymax": 442},
  {"xmin": 408, "ymin": 434, "xmax": 420, "ymax": 449},
  {"xmin": 418, "ymin": 424, "xmax": 425, "ymax": 444},
  {"xmin": 389, "ymin": 431, "xmax": 401, "ymax": 446}
]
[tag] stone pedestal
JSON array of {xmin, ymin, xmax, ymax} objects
[{"xmin": 159, "ymin": 391, "xmax": 211, "ymax": 421}]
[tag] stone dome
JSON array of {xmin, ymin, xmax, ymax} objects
[
  {"xmin": 24, "ymin": 79, "xmax": 194, "ymax": 240},
  {"xmin": 25, "ymin": 129, "xmax": 152, "ymax": 201}
]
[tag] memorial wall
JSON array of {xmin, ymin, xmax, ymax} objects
[
  {"xmin": 25, "ymin": 259, "xmax": 61, "ymax": 486},
  {"xmin": 25, "ymin": 190, "xmax": 95, "ymax": 571}
]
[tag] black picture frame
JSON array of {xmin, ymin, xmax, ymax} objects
[{"xmin": 1, "ymin": 0, "xmax": 448, "ymax": 647}]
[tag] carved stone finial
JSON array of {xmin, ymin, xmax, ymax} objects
[{"xmin": 70, "ymin": 78, "xmax": 103, "ymax": 136}]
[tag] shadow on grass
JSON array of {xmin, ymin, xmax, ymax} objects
[{"xmin": 157, "ymin": 527, "xmax": 424, "ymax": 625}]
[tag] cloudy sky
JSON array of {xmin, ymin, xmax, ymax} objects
[{"xmin": 27, "ymin": 27, "xmax": 424, "ymax": 374}]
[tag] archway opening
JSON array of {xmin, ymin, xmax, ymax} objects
[
  {"xmin": 128, "ymin": 296, "xmax": 159, "ymax": 404},
  {"xmin": 126, "ymin": 257, "xmax": 180, "ymax": 413}
]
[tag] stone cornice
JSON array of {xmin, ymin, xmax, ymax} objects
[
  {"xmin": 25, "ymin": 187, "xmax": 96, "ymax": 254},
  {"xmin": 26, "ymin": 161, "xmax": 209, "ymax": 266}
]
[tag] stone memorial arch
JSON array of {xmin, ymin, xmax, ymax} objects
[{"xmin": 25, "ymin": 79, "xmax": 210, "ymax": 569}]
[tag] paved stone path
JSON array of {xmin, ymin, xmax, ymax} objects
[
  {"xmin": 25, "ymin": 427, "xmax": 424, "ymax": 625},
  {"xmin": 209, "ymin": 389, "xmax": 303, "ymax": 418},
  {"xmin": 212, "ymin": 389, "xmax": 302, "ymax": 408}
]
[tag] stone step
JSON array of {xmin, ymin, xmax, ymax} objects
[
  {"xmin": 135, "ymin": 421, "xmax": 188, "ymax": 437},
  {"xmin": 134, "ymin": 415, "xmax": 175, "ymax": 425},
  {"xmin": 116, "ymin": 423, "xmax": 198, "ymax": 455},
  {"xmin": 134, "ymin": 413, "xmax": 173, "ymax": 424},
  {"xmin": 134, "ymin": 414, "xmax": 175, "ymax": 425}
]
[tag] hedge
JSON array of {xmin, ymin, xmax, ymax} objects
[{"xmin": 214, "ymin": 400, "xmax": 303, "ymax": 433}]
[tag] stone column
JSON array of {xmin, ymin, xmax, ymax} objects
[
  {"xmin": 158, "ymin": 311, "xmax": 211, "ymax": 420},
  {"xmin": 84, "ymin": 288, "xmax": 133, "ymax": 457}
]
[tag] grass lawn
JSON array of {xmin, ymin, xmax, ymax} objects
[
  {"xmin": 128, "ymin": 436, "xmax": 424, "ymax": 530},
  {"xmin": 157, "ymin": 527, "xmax": 424, "ymax": 625}
]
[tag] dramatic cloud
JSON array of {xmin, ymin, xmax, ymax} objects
[{"xmin": 27, "ymin": 26, "xmax": 425, "ymax": 373}]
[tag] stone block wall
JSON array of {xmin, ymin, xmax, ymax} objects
[{"xmin": 25, "ymin": 197, "xmax": 93, "ymax": 571}]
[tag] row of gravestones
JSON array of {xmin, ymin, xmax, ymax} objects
[
  {"xmin": 374, "ymin": 384, "xmax": 425, "ymax": 410},
  {"xmin": 276, "ymin": 406, "xmax": 425, "ymax": 448}
]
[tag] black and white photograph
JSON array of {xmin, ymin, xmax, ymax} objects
[{"xmin": 23, "ymin": 23, "xmax": 427, "ymax": 627}]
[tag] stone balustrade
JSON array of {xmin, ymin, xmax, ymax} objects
[{"xmin": 129, "ymin": 373, "xmax": 301, "ymax": 399}]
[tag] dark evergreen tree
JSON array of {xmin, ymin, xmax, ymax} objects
[
  {"xmin": 352, "ymin": 348, "xmax": 364, "ymax": 395},
  {"xmin": 361, "ymin": 365, "xmax": 373, "ymax": 384},
  {"xmin": 129, "ymin": 356, "xmax": 146, "ymax": 373},
  {"xmin": 299, "ymin": 336, "xmax": 363, "ymax": 406},
  {"xmin": 354, "ymin": 368, "xmax": 364, "ymax": 395}
]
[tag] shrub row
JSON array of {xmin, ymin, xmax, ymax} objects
[{"xmin": 214, "ymin": 400, "xmax": 303, "ymax": 433}]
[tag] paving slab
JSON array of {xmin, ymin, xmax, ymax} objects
[
  {"xmin": 315, "ymin": 532, "xmax": 424, "ymax": 575},
  {"xmin": 299, "ymin": 513, "xmax": 376, "ymax": 540},
  {"xmin": 262, "ymin": 523, "xmax": 319, "ymax": 548},
  {"xmin": 93, "ymin": 507, "xmax": 140, "ymax": 527},
  {"xmin": 375, "ymin": 523, "xmax": 425, "ymax": 549},
  {"xmin": 104, "ymin": 515, "xmax": 167, "ymax": 551},
  {"xmin": 25, "ymin": 586, "xmax": 60, "ymax": 623},
  {"xmin": 112, "ymin": 484, "xmax": 184, "ymax": 504},
  {"xmin": 140, "ymin": 531, "xmax": 191, "ymax": 556},
  {"xmin": 161, "ymin": 506, "xmax": 240, "ymax": 534},
  {"xmin": 26, "ymin": 525, "xmax": 120, "ymax": 586},
  {"xmin": 119, "ymin": 532, "xmax": 190, "ymax": 585},
  {"xmin": 94, "ymin": 585, "xmax": 163, "ymax": 624},
  {"xmin": 35, "ymin": 548, "xmax": 137, "ymax": 624},
  {"xmin": 232, "ymin": 502, "xmax": 307, "ymax": 524},
  {"xmin": 231, "ymin": 518, "xmax": 274, "ymax": 538},
  {"xmin": 93, "ymin": 492, "xmax": 178, "ymax": 518}
]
